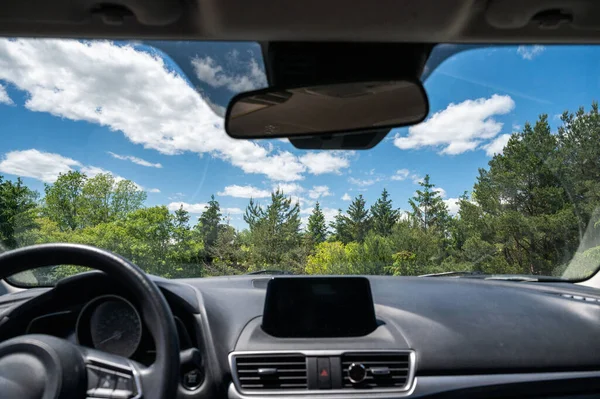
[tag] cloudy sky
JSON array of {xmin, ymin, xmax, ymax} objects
[{"xmin": 0, "ymin": 40, "xmax": 597, "ymax": 228}]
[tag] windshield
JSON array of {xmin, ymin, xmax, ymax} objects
[{"xmin": 1, "ymin": 40, "xmax": 599, "ymax": 285}]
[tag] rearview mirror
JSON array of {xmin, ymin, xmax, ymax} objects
[{"xmin": 225, "ymin": 80, "xmax": 429, "ymax": 139}]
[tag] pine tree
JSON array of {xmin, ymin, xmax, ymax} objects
[
  {"xmin": 307, "ymin": 202, "xmax": 327, "ymax": 244},
  {"xmin": 370, "ymin": 188, "xmax": 399, "ymax": 236},
  {"xmin": 0, "ymin": 176, "xmax": 39, "ymax": 249},
  {"xmin": 408, "ymin": 175, "xmax": 448, "ymax": 231},
  {"xmin": 344, "ymin": 194, "xmax": 371, "ymax": 242},
  {"xmin": 329, "ymin": 209, "xmax": 352, "ymax": 244},
  {"xmin": 244, "ymin": 190, "xmax": 302, "ymax": 269},
  {"xmin": 197, "ymin": 195, "xmax": 222, "ymax": 251},
  {"xmin": 173, "ymin": 205, "xmax": 190, "ymax": 243}
]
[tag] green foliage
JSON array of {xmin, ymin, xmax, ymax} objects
[
  {"xmin": 307, "ymin": 202, "xmax": 327, "ymax": 244},
  {"xmin": 43, "ymin": 172, "xmax": 146, "ymax": 231},
  {"xmin": 243, "ymin": 190, "xmax": 303, "ymax": 271},
  {"xmin": 343, "ymin": 194, "xmax": 371, "ymax": 243},
  {"xmin": 409, "ymin": 174, "xmax": 449, "ymax": 231},
  {"xmin": 196, "ymin": 195, "xmax": 221, "ymax": 253},
  {"xmin": 0, "ymin": 176, "xmax": 39, "ymax": 249},
  {"xmin": 371, "ymin": 189, "xmax": 399, "ymax": 236},
  {"xmin": 43, "ymin": 171, "xmax": 86, "ymax": 231},
  {"xmin": 329, "ymin": 209, "xmax": 352, "ymax": 244}
]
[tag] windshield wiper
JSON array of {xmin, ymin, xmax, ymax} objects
[
  {"xmin": 419, "ymin": 271, "xmax": 487, "ymax": 278},
  {"xmin": 246, "ymin": 270, "xmax": 294, "ymax": 275},
  {"xmin": 419, "ymin": 271, "xmax": 567, "ymax": 282},
  {"xmin": 483, "ymin": 275, "xmax": 568, "ymax": 282}
]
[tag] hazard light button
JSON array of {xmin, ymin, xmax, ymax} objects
[{"xmin": 317, "ymin": 358, "xmax": 331, "ymax": 389}]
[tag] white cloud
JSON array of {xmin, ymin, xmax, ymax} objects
[
  {"xmin": 168, "ymin": 202, "xmax": 208, "ymax": 213},
  {"xmin": 348, "ymin": 177, "xmax": 380, "ymax": 187},
  {"xmin": 434, "ymin": 187, "xmax": 447, "ymax": 198},
  {"xmin": 299, "ymin": 152, "xmax": 351, "ymax": 175},
  {"xmin": 308, "ymin": 185, "xmax": 332, "ymax": 199},
  {"xmin": 108, "ymin": 152, "xmax": 162, "ymax": 168},
  {"xmin": 0, "ymin": 149, "xmax": 158, "ymax": 192},
  {"xmin": 391, "ymin": 169, "xmax": 410, "ymax": 181},
  {"xmin": 394, "ymin": 94, "xmax": 515, "ymax": 155},
  {"xmin": 218, "ymin": 184, "xmax": 271, "ymax": 198},
  {"xmin": 0, "ymin": 149, "xmax": 80, "ymax": 183},
  {"xmin": 341, "ymin": 193, "xmax": 351, "ymax": 201},
  {"xmin": 444, "ymin": 197, "xmax": 461, "ymax": 215},
  {"xmin": 272, "ymin": 182, "xmax": 304, "ymax": 195},
  {"xmin": 517, "ymin": 45, "xmax": 545, "ymax": 60},
  {"xmin": 0, "ymin": 39, "xmax": 310, "ymax": 182},
  {"xmin": 0, "ymin": 84, "xmax": 12, "ymax": 105},
  {"xmin": 482, "ymin": 133, "xmax": 511, "ymax": 156},
  {"xmin": 191, "ymin": 55, "xmax": 267, "ymax": 93}
]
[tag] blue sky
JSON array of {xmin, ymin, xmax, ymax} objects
[{"xmin": 0, "ymin": 40, "xmax": 598, "ymax": 229}]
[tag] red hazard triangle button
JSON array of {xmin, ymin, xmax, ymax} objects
[{"xmin": 320, "ymin": 369, "xmax": 328, "ymax": 377}]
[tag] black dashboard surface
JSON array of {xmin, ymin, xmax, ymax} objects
[
  {"xmin": 3, "ymin": 274, "xmax": 600, "ymax": 398},
  {"xmin": 182, "ymin": 275, "xmax": 600, "ymax": 374}
]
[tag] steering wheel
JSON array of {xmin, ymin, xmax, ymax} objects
[{"xmin": 0, "ymin": 244, "xmax": 180, "ymax": 399}]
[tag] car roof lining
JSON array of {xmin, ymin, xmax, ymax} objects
[{"xmin": 2, "ymin": 0, "xmax": 600, "ymax": 43}]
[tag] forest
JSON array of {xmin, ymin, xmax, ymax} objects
[{"xmin": 3, "ymin": 103, "xmax": 600, "ymax": 284}]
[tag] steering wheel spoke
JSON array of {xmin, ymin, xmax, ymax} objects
[{"xmin": 81, "ymin": 347, "xmax": 144, "ymax": 399}]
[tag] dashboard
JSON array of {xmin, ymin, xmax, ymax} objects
[{"xmin": 2, "ymin": 272, "xmax": 600, "ymax": 399}]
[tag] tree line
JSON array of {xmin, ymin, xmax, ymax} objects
[{"xmin": 4, "ymin": 102, "xmax": 600, "ymax": 283}]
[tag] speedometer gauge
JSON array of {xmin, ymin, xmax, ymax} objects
[{"xmin": 77, "ymin": 295, "xmax": 142, "ymax": 358}]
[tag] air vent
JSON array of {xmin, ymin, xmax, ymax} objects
[
  {"xmin": 234, "ymin": 354, "xmax": 308, "ymax": 391},
  {"xmin": 342, "ymin": 352, "xmax": 411, "ymax": 389}
]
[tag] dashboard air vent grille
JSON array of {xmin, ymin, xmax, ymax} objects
[
  {"xmin": 234, "ymin": 354, "xmax": 307, "ymax": 391},
  {"xmin": 342, "ymin": 352, "xmax": 411, "ymax": 389}
]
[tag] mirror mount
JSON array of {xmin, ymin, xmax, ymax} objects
[
  {"xmin": 263, "ymin": 42, "xmax": 432, "ymax": 87},
  {"xmin": 288, "ymin": 130, "xmax": 389, "ymax": 150}
]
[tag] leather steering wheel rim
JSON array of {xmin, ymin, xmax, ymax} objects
[{"xmin": 0, "ymin": 243, "xmax": 180, "ymax": 399}]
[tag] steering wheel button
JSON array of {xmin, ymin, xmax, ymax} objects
[
  {"xmin": 115, "ymin": 375, "xmax": 133, "ymax": 391},
  {"xmin": 98, "ymin": 372, "xmax": 117, "ymax": 390}
]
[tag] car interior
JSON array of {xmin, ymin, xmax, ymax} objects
[{"xmin": 3, "ymin": 1, "xmax": 600, "ymax": 399}]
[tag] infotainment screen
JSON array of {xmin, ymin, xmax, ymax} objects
[{"xmin": 261, "ymin": 277, "xmax": 377, "ymax": 338}]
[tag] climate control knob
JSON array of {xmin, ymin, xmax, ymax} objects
[{"xmin": 348, "ymin": 363, "xmax": 367, "ymax": 384}]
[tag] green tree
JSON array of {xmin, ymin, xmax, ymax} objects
[
  {"xmin": 344, "ymin": 194, "xmax": 371, "ymax": 242},
  {"xmin": 307, "ymin": 202, "xmax": 327, "ymax": 244},
  {"xmin": 196, "ymin": 195, "xmax": 222, "ymax": 252},
  {"xmin": 244, "ymin": 190, "xmax": 302, "ymax": 270},
  {"xmin": 305, "ymin": 241, "xmax": 350, "ymax": 274},
  {"xmin": 329, "ymin": 209, "xmax": 352, "ymax": 244},
  {"xmin": 370, "ymin": 188, "xmax": 399, "ymax": 236},
  {"xmin": 471, "ymin": 116, "xmax": 578, "ymax": 275},
  {"xmin": 0, "ymin": 177, "xmax": 39, "ymax": 249},
  {"xmin": 43, "ymin": 171, "xmax": 86, "ymax": 231},
  {"xmin": 111, "ymin": 179, "xmax": 147, "ymax": 220},
  {"xmin": 43, "ymin": 172, "xmax": 146, "ymax": 231},
  {"xmin": 208, "ymin": 224, "xmax": 245, "ymax": 275},
  {"xmin": 408, "ymin": 175, "xmax": 449, "ymax": 231}
]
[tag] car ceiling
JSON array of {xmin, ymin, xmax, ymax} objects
[{"xmin": 1, "ymin": 0, "xmax": 600, "ymax": 43}]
